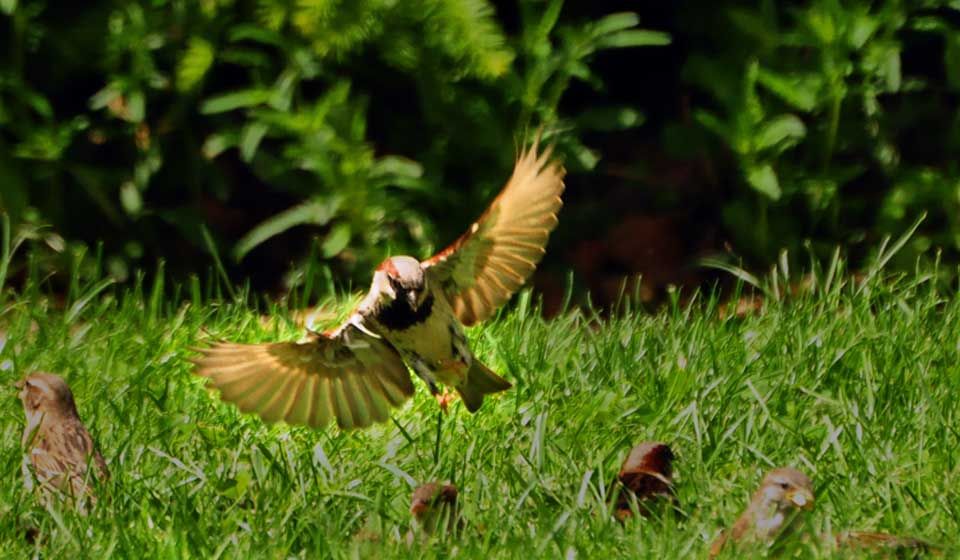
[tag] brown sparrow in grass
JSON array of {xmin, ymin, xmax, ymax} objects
[
  {"xmin": 614, "ymin": 442, "xmax": 677, "ymax": 520},
  {"xmin": 406, "ymin": 482, "xmax": 462, "ymax": 543},
  {"xmin": 709, "ymin": 467, "xmax": 814, "ymax": 557},
  {"xmin": 710, "ymin": 467, "xmax": 941, "ymax": 557},
  {"xmin": 17, "ymin": 372, "xmax": 109, "ymax": 509},
  {"xmin": 193, "ymin": 137, "xmax": 564, "ymax": 430}
]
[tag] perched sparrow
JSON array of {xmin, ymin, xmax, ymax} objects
[
  {"xmin": 406, "ymin": 482, "xmax": 461, "ymax": 543},
  {"xmin": 614, "ymin": 442, "xmax": 676, "ymax": 520},
  {"xmin": 16, "ymin": 372, "xmax": 109, "ymax": 508},
  {"xmin": 709, "ymin": 467, "xmax": 814, "ymax": 557},
  {"xmin": 194, "ymin": 138, "xmax": 565, "ymax": 429}
]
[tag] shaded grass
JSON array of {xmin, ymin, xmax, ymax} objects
[{"xmin": 0, "ymin": 259, "xmax": 958, "ymax": 558}]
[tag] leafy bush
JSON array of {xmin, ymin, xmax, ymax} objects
[
  {"xmin": 4, "ymin": 0, "xmax": 960, "ymax": 296},
  {"xmin": 0, "ymin": 0, "xmax": 667, "ymax": 290},
  {"xmin": 673, "ymin": 0, "xmax": 960, "ymax": 267}
]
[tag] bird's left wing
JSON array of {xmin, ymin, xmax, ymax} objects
[
  {"xmin": 192, "ymin": 320, "xmax": 414, "ymax": 430},
  {"xmin": 422, "ymin": 136, "xmax": 564, "ymax": 326}
]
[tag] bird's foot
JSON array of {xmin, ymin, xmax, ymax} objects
[{"xmin": 435, "ymin": 390, "xmax": 456, "ymax": 413}]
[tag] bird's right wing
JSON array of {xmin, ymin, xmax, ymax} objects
[
  {"xmin": 421, "ymin": 136, "xmax": 565, "ymax": 326},
  {"xmin": 192, "ymin": 319, "xmax": 414, "ymax": 430}
]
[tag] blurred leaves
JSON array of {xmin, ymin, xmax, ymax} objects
[
  {"xmin": 234, "ymin": 198, "xmax": 339, "ymax": 261},
  {"xmin": 0, "ymin": 0, "xmax": 669, "ymax": 287},
  {"xmin": 5, "ymin": 0, "xmax": 960, "ymax": 290},
  {"xmin": 176, "ymin": 38, "xmax": 215, "ymax": 92},
  {"xmin": 679, "ymin": 0, "xmax": 960, "ymax": 263}
]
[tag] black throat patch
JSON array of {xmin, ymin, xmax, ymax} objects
[{"xmin": 377, "ymin": 292, "xmax": 434, "ymax": 331}]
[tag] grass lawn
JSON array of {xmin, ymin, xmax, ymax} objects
[{"xmin": 1, "ymin": 255, "xmax": 958, "ymax": 558}]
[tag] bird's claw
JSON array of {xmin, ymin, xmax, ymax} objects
[{"xmin": 435, "ymin": 390, "xmax": 455, "ymax": 413}]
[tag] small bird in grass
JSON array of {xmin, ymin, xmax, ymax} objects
[
  {"xmin": 709, "ymin": 467, "xmax": 814, "ymax": 557},
  {"xmin": 193, "ymin": 136, "xmax": 565, "ymax": 430},
  {"xmin": 16, "ymin": 372, "xmax": 109, "ymax": 510},
  {"xmin": 614, "ymin": 442, "xmax": 677, "ymax": 521},
  {"xmin": 406, "ymin": 482, "xmax": 462, "ymax": 543},
  {"xmin": 710, "ymin": 467, "xmax": 939, "ymax": 557}
]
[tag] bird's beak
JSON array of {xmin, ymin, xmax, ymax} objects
[
  {"xmin": 786, "ymin": 488, "xmax": 814, "ymax": 510},
  {"xmin": 406, "ymin": 289, "xmax": 420, "ymax": 310}
]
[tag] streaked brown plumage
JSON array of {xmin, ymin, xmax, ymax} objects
[
  {"xmin": 193, "ymin": 137, "xmax": 564, "ymax": 430},
  {"xmin": 17, "ymin": 372, "xmax": 109, "ymax": 509},
  {"xmin": 614, "ymin": 442, "xmax": 676, "ymax": 520},
  {"xmin": 406, "ymin": 482, "xmax": 461, "ymax": 543},
  {"xmin": 709, "ymin": 467, "xmax": 814, "ymax": 557},
  {"xmin": 709, "ymin": 467, "xmax": 941, "ymax": 557}
]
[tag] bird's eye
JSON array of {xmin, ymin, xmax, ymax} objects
[{"xmin": 779, "ymin": 482, "xmax": 790, "ymax": 489}]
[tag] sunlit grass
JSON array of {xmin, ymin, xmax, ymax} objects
[{"xmin": 0, "ymin": 254, "xmax": 958, "ymax": 558}]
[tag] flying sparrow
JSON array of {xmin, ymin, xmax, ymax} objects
[
  {"xmin": 614, "ymin": 442, "xmax": 676, "ymax": 520},
  {"xmin": 16, "ymin": 372, "xmax": 109, "ymax": 509},
  {"xmin": 406, "ymin": 482, "xmax": 462, "ymax": 543},
  {"xmin": 709, "ymin": 467, "xmax": 814, "ymax": 557},
  {"xmin": 193, "ymin": 137, "xmax": 564, "ymax": 429}
]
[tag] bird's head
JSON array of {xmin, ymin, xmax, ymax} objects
[
  {"xmin": 620, "ymin": 442, "xmax": 675, "ymax": 482},
  {"xmin": 16, "ymin": 371, "xmax": 79, "ymax": 418},
  {"xmin": 373, "ymin": 256, "xmax": 429, "ymax": 310},
  {"xmin": 755, "ymin": 467, "xmax": 815, "ymax": 514},
  {"xmin": 410, "ymin": 482, "xmax": 458, "ymax": 518}
]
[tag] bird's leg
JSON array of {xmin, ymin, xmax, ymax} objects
[
  {"xmin": 420, "ymin": 374, "xmax": 454, "ymax": 414},
  {"xmin": 435, "ymin": 389, "xmax": 455, "ymax": 413},
  {"xmin": 433, "ymin": 408, "xmax": 443, "ymax": 465},
  {"xmin": 432, "ymin": 357, "xmax": 466, "ymax": 413}
]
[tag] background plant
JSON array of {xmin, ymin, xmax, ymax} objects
[
  {"xmin": 3, "ymin": 0, "xmax": 960, "ymax": 303},
  {"xmin": 0, "ymin": 0, "xmax": 667, "ymax": 294},
  {"xmin": 674, "ymin": 0, "xmax": 960, "ymax": 270}
]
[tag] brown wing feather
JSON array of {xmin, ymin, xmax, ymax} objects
[
  {"xmin": 30, "ymin": 420, "xmax": 107, "ymax": 503},
  {"xmin": 192, "ymin": 321, "xmax": 414, "ymax": 430},
  {"xmin": 422, "ymin": 137, "xmax": 565, "ymax": 326}
]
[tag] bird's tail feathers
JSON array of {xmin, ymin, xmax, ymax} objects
[{"xmin": 457, "ymin": 360, "xmax": 511, "ymax": 413}]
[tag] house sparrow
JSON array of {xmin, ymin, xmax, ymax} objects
[
  {"xmin": 709, "ymin": 467, "xmax": 814, "ymax": 557},
  {"xmin": 193, "ymin": 137, "xmax": 565, "ymax": 429},
  {"xmin": 16, "ymin": 372, "xmax": 109, "ymax": 509},
  {"xmin": 406, "ymin": 482, "xmax": 461, "ymax": 543},
  {"xmin": 614, "ymin": 442, "xmax": 676, "ymax": 520}
]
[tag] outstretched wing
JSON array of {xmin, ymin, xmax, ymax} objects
[
  {"xmin": 422, "ymin": 137, "xmax": 565, "ymax": 326},
  {"xmin": 192, "ymin": 320, "xmax": 414, "ymax": 430}
]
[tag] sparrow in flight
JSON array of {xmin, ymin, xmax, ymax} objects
[
  {"xmin": 193, "ymin": 137, "xmax": 565, "ymax": 430},
  {"xmin": 709, "ymin": 467, "xmax": 814, "ymax": 557},
  {"xmin": 614, "ymin": 441, "xmax": 677, "ymax": 520},
  {"xmin": 17, "ymin": 372, "xmax": 109, "ymax": 510}
]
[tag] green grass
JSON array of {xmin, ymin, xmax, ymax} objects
[{"xmin": 1, "ymin": 256, "xmax": 959, "ymax": 558}]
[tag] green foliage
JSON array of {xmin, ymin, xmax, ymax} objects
[
  {"xmin": 0, "ymin": 244, "xmax": 957, "ymax": 556},
  {"xmin": 677, "ymin": 0, "xmax": 960, "ymax": 265},
  {"xmin": 0, "ymin": 0, "xmax": 666, "ymax": 287}
]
